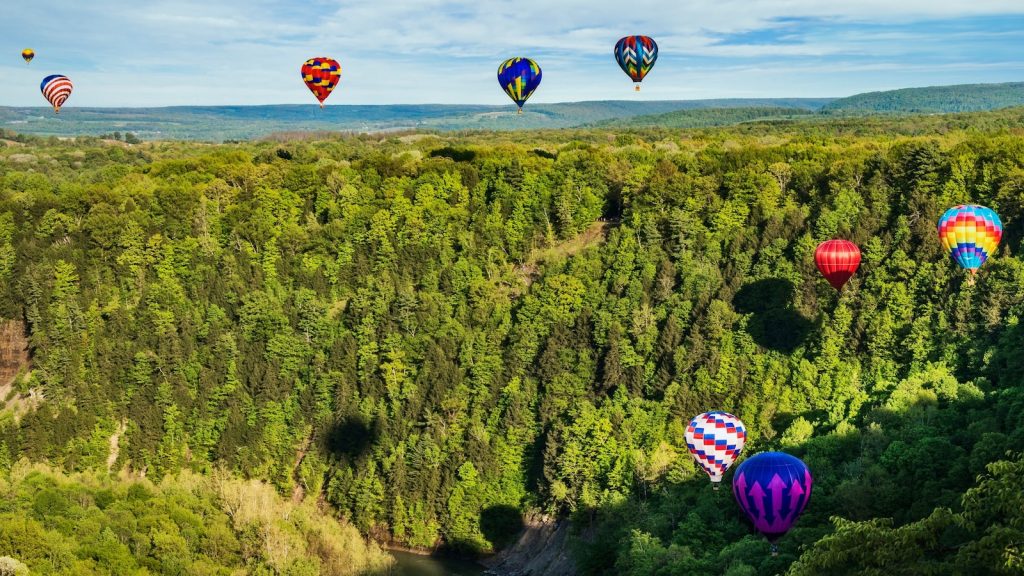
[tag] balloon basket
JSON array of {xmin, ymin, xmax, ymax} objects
[
  {"xmin": 517, "ymin": 108, "xmax": 523, "ymax": 115},
  {"xmin": 770, "ymin": 544, "xmax": 779, "ymax": 557},
  {"xmin": 712, "ymin": 483, "xmax": 720, "ymax": 491},
  {"xmin": 635, "ymin": 84, "xmax": 641, "ymax": 92}
]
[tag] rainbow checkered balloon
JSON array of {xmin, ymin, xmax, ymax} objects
[
  {"xmin": 685, "ymin": 411, "xmax": 746, "ymax": 484},
  {"xmin": 937, "ymin": 205, "xmax": 1002, "ymax": 273}
]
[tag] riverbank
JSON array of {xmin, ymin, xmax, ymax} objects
[{"xmin": 387, "ymin": 549, "xmax": 486, "ymax": 576}]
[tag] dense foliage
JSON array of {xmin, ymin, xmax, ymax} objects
[
  {"xmin": 1, "ymin": 109, "xmax": 1024, "ymax": 574},
  {"xmin": 0, "ymin": 461, "xmax": 393, "ymax": 575}
]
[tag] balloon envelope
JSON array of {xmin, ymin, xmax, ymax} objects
[
  {"xmin": 40, "ymin": 74, "xmax": 72, "ymax": 114},
  {"xmin": 301, "ymin": 57, "xmax": 341, "ymax": 108},
  {"xmin": 938, "ymin": 205, "xmax": 1002, "ymax": 273},
  {"xmin": 614, "ymin": 35, "xmax": 658, "ymax": 87},
  {"xmin": 22, "ymin": 49, "xmax": 34, "ymax": 64},
  {"xmin": 733, "ymin": 452, "xmax": 812, "ymax": 543},
  {"xmin": 685, "ymin": 411, "xmax": 746, "ymax": 483},
  {"xmin": 497, "ymin": 57, "xmax": 541, "ymax": 112},
  {"xmin": 814, "ymin": 239, "xmax": 861, "ymax": 290}
]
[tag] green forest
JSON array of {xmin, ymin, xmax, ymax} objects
[
  {"xmin": 821, "ymin": 82, "xmax": 1024, "ymax": 114},
  {"xmin": 0, "ymin": 106, "xmax": 1023, "ymax": 575}
]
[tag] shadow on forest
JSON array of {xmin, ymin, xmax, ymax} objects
[
  {"xmin": 771, "ymin": 409, "xmax": 828, "ymax": 434},
  {"xmin": 429, "ymin": 146, "xmax": 477, "ymax": 162},
  {"xmin": 733, "ymin": 278, "xmax": 813, "ymax": 354},
  {"xmin": 480, "ymin": 504, "xmax": 526, "ymax": 550},
  {"xmin": 325, "ymin": 414, "xmax": 379, "ymax": 460}
]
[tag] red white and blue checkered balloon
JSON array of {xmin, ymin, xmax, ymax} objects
[{"xmin": 685, "ymin": 411, "xmax": 746, "ymax": 484}]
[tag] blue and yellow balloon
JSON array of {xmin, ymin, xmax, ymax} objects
[{"xmin": 497, "ymin": 57, "xmax": 541, "ymax": 114}]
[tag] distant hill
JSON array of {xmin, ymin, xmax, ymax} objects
[
  {"xmin": 0, "ymin": 99, "xmax": 832, "ymax": 141},
  {"xmin": 595, "ymin": 106, "xmax": 815, "ymax": 129},
  {"xmin": 822, "ymin": 82, "xmax": 1024, "ymax": 113},
  {"xmin": 3, "ymin": 81, "xmax": 1022, "ymax": 141}
]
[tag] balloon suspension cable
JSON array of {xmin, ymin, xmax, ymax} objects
[{"xmin": 770, "ymin": 543, "xmax": 779, "ymax": 557}]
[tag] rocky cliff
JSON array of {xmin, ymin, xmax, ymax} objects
[{"xmin": 483, "ymin": 515, "xmax": 577, "ymax": 576}]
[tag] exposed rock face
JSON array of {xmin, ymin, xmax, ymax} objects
[
  {"xmin": 483, "ymin": 515, "xmax": 577, "ymax": 576},
  {"xmin": 0, "ymin": 320, "xmax": 29, "ymax": 387}
]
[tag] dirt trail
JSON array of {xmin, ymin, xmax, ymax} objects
[
  {"xmin": 0, "ymin": 320, "xmax": 33, "ymax": 418},
  {"xmin": 107, "ymin": 421, "xmax": 127, "ymax": 472},
  {"xmin": 517, "ymin": 220, "xmax": 617, "ymax": 285},
  {"xmin": 291, "ymin": 434, "xmax": 314, "ymax": 503}
]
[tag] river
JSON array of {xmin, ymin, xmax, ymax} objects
[{"xmin": 388, "ymin": 550, "xmax": 487, "ymax": 576}]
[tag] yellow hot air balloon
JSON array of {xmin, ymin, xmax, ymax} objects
[{"xmin": 22, "ymin": 49, "xmax": 35, "ymax": 64}]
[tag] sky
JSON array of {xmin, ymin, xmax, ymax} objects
[{"xmin": 1, "ymin": 0, "xmax": 1023, "ymax": 107}]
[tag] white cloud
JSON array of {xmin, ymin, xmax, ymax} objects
[{"xmin": 1, "ymin": 0, "xmax": 1022, "ymax": 105}]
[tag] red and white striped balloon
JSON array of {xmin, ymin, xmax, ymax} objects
[
  {"xmin": 40, "ymin": 74, "xmax": 73, "ymax": 114},
  {"xmin": 685, "ymin": 411, "xmax": 747, "ymax": 485}
]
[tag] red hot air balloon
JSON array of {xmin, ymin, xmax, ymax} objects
[
  {"xmin": 814, "ymin": 239, "xmax": 861, "ymax": 291},
  {"xmin": 301, "ymin": 57, "xmax": 341, "ymax": 108}
]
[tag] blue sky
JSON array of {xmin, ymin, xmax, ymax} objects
[{"xmin": 2, "ymin": 0, "xmax": 1023, "ymax": 106}]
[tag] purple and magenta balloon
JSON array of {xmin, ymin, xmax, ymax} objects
[{"xmin": 732, "ymin": 451, "xmax": 812, "ymax": 554}]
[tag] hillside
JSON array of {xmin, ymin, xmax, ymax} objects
[
  {"xmin": 595, "ymin": 106, "xmax": 815, "ymax": 128},
  {"xmin": 1, "ymin": 109, "xmax": 1024, "ymax": 575},
  {"xmin": 823, "ymin": 81, "xmax": 1024, "ymax": 113},
  {"xmin": 0, "ymin": 98, "xmax": 832, "ymax": 141}
]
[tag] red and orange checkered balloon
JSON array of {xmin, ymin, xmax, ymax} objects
[{"xmin": 301, "ymin": 57, "xmax": 341, "ymax": 108}]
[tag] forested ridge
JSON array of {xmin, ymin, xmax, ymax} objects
[
  {"xmin": 822, "ymin": 82, "xmax": 1024, "ymax": 114},
  {"xmin": 0, "ymin": 108, "xmax": 1023, "ymax": 575}
]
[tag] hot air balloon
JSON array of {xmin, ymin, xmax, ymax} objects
[
  {"xmin": 685, "ymin": 411, "xmax": 746, "ymax": 489},
  {"xmin": 733, "ymin": 452, "xmax": 812, "ymax": 555},
  {"xmin": 814, "ymin": 239, "xmax": 861, "ymax": 291},
  {"xmin": 497, "ymin": 57, "xmax": 541, "ymax": 114},
  {"xmin": 301, "ymin": 57, "xmax": 341, "ymax": 108},
  {"xmin": 614, "ymin": 35, "xmax": 658, "ymax": 91},
  {"xmin": 938, "ymin": 205, "xmax": 1002, "ymax": 276},
  {"xmin": 40, "ymin": 75, "xmax": 72, "ymax": 114},
  {"xmin": 22, "ymin": 49, "xmax": 34, "ymax": 64}
]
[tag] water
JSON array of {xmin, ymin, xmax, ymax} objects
[{"xmin": 388, "ymin": 550, "xmax": 487, "ymax": 576}]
